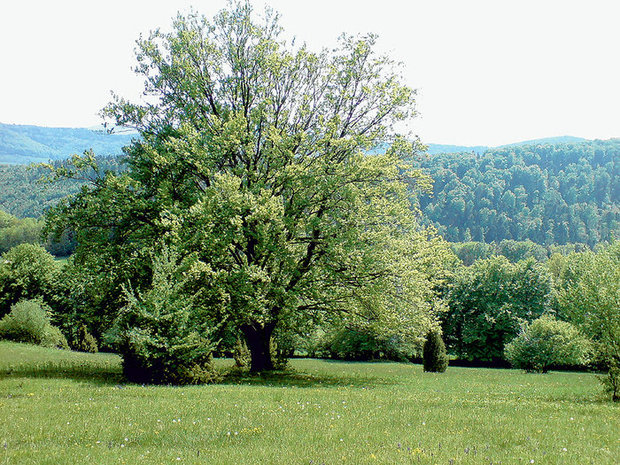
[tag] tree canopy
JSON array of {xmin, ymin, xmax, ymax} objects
[
  {"xmin": 45, "ymin": 2, "xmax": 443, "ymax": 373},
  {"xmin": 417, "ymin": 139, "xmax": 620, "ymax": 246},
  {"xmin": 442, "ymin": 256, "xmax": 552, "ymax": 363}
]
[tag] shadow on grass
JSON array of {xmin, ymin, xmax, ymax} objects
[
  {"xmin": 543, "ymin": 392, "xmax": 616, "ymax": 405},
  {"xmin": 0, "ymin": 363, "xmax": 391, "ymax": 389},
  {"xmin": 0, "ymin": 362, "xmax": 124, "ymax": 386},
  {"xmin": 220, "ymin": 367, "xmax": 394, "ymax": 389}
]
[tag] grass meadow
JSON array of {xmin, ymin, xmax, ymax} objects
[{"xmin": 0, "ymin": 341, "xmax": 618, "ymax": 464}]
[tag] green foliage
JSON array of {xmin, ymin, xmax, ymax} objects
[
  {"xmin": 0, "ymin": 299, "xmax": 67, "ymax": 349},
  {"xmin": 601, "ymin": 365, "xmax": 620, "ymax": 402},
  {"xmin": 0, "ymin": 243, "xmax": 60, "ymax": 317},
  {"xmin": 0, "ymin": 216, "xmax": 42, "ymax": 254},
  {"xmin": 269, "ymin": 337, "xmax": 289, "ymax": 370},
  {"xmin": 318, "ymin": 325, "xmax": 418, "ymax": 362},
  {"xmin": 417, "ymin": 139, "xmax": 620, "ymax": 246},
  {"xmin": 443, "ymin": 257, "xmax": 552, "ymax": 362},
  {"xmin": 504, "ymin": 315, "xmax": 591, "ymax": 373},
  {"xmin": 451, "ymin": 240, "xmax": 550, "ymax": 265},
  {"xmin": 451, "ymin": 241, "xmax": 495, "ymax": 266},
  {"xmin": 40, "ymin": 324, "xmax": 70, "ymax": 350},
  {"xmin": 45, "ymin": 3, "xmax": 444, "ymax": 372},
  {"xmin": 319, "ymin": 326, "xmax": 386, "ymax": 361},
  {"xmin": 0, "ymin": 157, "xmax": 123, "ymax": 220},
  {"xmin": 75, "ymin": 324, "xmax": 98, "ymax": 353},
  {"xmin": 423, "ymin": 329, "xmax": 448, "ymax": 372},
  {"xmin": 233, "ymin": 338, "xmax": 250, "ymax": 368},
  {"xmin": 0, "ymin": 210, "xmax": 74, "ymax": 256},
  {"xmin": 0, "ymin": 210, "xmax": 18, "ymax": 228},
  {"xmin": 108, "ymin": 249, "xmax": 219, "ymax": 385},
  {"xmin": 554, "ymin": 241, "xmax": 620, "ymax": 400},
  {"xmin": 0, "ymin": 299, "xmax": 50, "ymax": 344}
]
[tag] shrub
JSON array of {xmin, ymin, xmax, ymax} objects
[
  {"xmin": 41, "ymin": 324, "xmax": 69, "ymax": 349},
  {"xmin": 552, "ymin": 241, "xmax": 620, "ymax": 400},
  {"xmin": 601, "ymin": 363, "xmax": 619, "ymax": 402},
  {"xmin": 75, "ymin": 324, "xmax": 98, "ymax": 353},
  {"xmin": 0, "ymin": 243, "xmax": 60, "ymax": 318},
  {"xmin": 233, "ymin": 338, "xmax": 250, "ymax": 368},
  {"xmin": 443, "ymin": 257, "xmax": 552, "ymax": 362},
  {"xmin": 423, "ymin": 329, "xmax": 448, "ymax": 372},
  {"xmin": 505, "ymin": 315, "xmax": 591, "ymax": 373},
  {"xmin": 0, "ymin": 299, "xmax": 67, "ymax": 349},
  {"xmin": 270, "ymin": 337, "xmax": 289, "ymax": 370},
  {"xmin": 318, "ymin": 325, "xmax": 416, "ymax": 362},
  {"xmin": 0, "ymin": 299, "xmax": 51, "ymax": 344},
  {"xmin": 109, "ymin": 249, "xmax": 219, "ymax": 385}
]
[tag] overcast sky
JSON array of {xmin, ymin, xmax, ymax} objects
[{"xmin": 1, "ymin": 0, "xmax": 619, "ymax": 146}]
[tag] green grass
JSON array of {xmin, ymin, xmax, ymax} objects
[{"xmin": 0, "ymin": 341, "xmax": 618, "ymax": 464}]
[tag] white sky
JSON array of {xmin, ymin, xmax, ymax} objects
[{"xmin": 1, "ymin": 0, "xmax": 619, "ymax": 146}]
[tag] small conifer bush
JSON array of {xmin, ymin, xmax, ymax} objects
[
  {"xmin": 601, "ymin": 363, "xmax": 619, "ymax": 402},
  {"xmin": 75, "ymin": 324, "xmax": 98, "ymax": 353},
  {"xmin": 233, "ymin": 338, "xmax": 250, "ymax": 368},
  {"xmin": 270, "ymin": 337, "xmax": 289, "ymax": 370},
  {"xmin": 423, "ymin": 329, "xmax": 448, "ymax": 373},
  {"xmin": 109, "ymin": 249, "xmax": 219, "ymax": 385}
]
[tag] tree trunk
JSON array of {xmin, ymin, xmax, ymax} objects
[{"xmin": 241, "ymin": 322, "xmax": 276, "ymax": 372}]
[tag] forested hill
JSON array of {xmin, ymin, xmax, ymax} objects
[
  {"xmin": 0, "ymin": 125, "xmax": 618, "ymax": 248},
  {"xmin": 424, "ymin": 136, "xmax": 587, "ymax": 155},
  {"xmin": 0, "ymin": 157, "xmax": 124, "ymax": 218},
  {"xmin": 417, "ymin": 139, "xmax": 619, "ymax": 246},
  {"xmin": 0, "ymin": 123, "xmax": 134, "ymax": 164}
]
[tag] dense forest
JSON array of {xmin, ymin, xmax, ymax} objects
[
  {"xmin": 0, "ymin": 156, "xmax": 124, "ymax": 218},
  {"xmin": 417, "ymin": 139, "xmax": 619, "ymax": 246},
  {"xmin": 1, "ymin": 137, "xmax": 618, "ymax": 249}
]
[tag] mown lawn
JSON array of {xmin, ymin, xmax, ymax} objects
[{"xmin": 0, "ymin": 341, "xmax": 617, "ymax": 464}]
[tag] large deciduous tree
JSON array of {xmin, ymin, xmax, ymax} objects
[{"xmin": 46, "ymin": 2, "xmax": 440, "ymax": 372}]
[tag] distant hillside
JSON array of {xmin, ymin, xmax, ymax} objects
[
  {"xmin": 417, "ymin": 139, "xmax": 619, "ymax": 247},
  {"xmin": 426, "ymin": 143, "xmax": 488, "ymax": 155},
  {"xmin": 0, "ymin": 123, "xmax": 134, "ymax": 164},
  {"xmin": 425, "ymin": 137, "xmax": 588, "ymax": 155},
  {"xmin": 0, "ymin": 124, "xmax": 617, "ymax": 249},
  {"xmin": 499, "ymin": 135, "xmax": 587, "ymax": 148},
  {"xmin": 0, "ymin": 122, "xmax": 592, "ymax": 163}
]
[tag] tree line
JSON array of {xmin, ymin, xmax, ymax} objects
[
  {"xmin": 1, "ymin": 141, "xmax": 618, "ymax": 252},
  {"xmin": 417, "ymin": 139, "xmax": 619, "ymax": 246}
]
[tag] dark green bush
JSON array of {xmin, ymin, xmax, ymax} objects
[
  {"xmin": 75, "ymin": 324, "xmax": 98, "ymax": 353},
  {"xmin": 423, "ymin": 329, "xmax": 448, "ymax": 373},
  {"xmin": 109, "ymin": 249, "xmax": 219, "ymax": 385},
  {"xmin": 601, "ymin": 363, "xmax": 619, "ymax": 402},
  {"xmin": 270, "ymin": 337, "xmax": 289, "ymax": 370},
  {"xmin": 233, "ymin": 338, "xmax": 250, "ymax": 368},
  {"xmin": 505, "ymin": 315, "xmax": 591, "ymax": 373}
]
